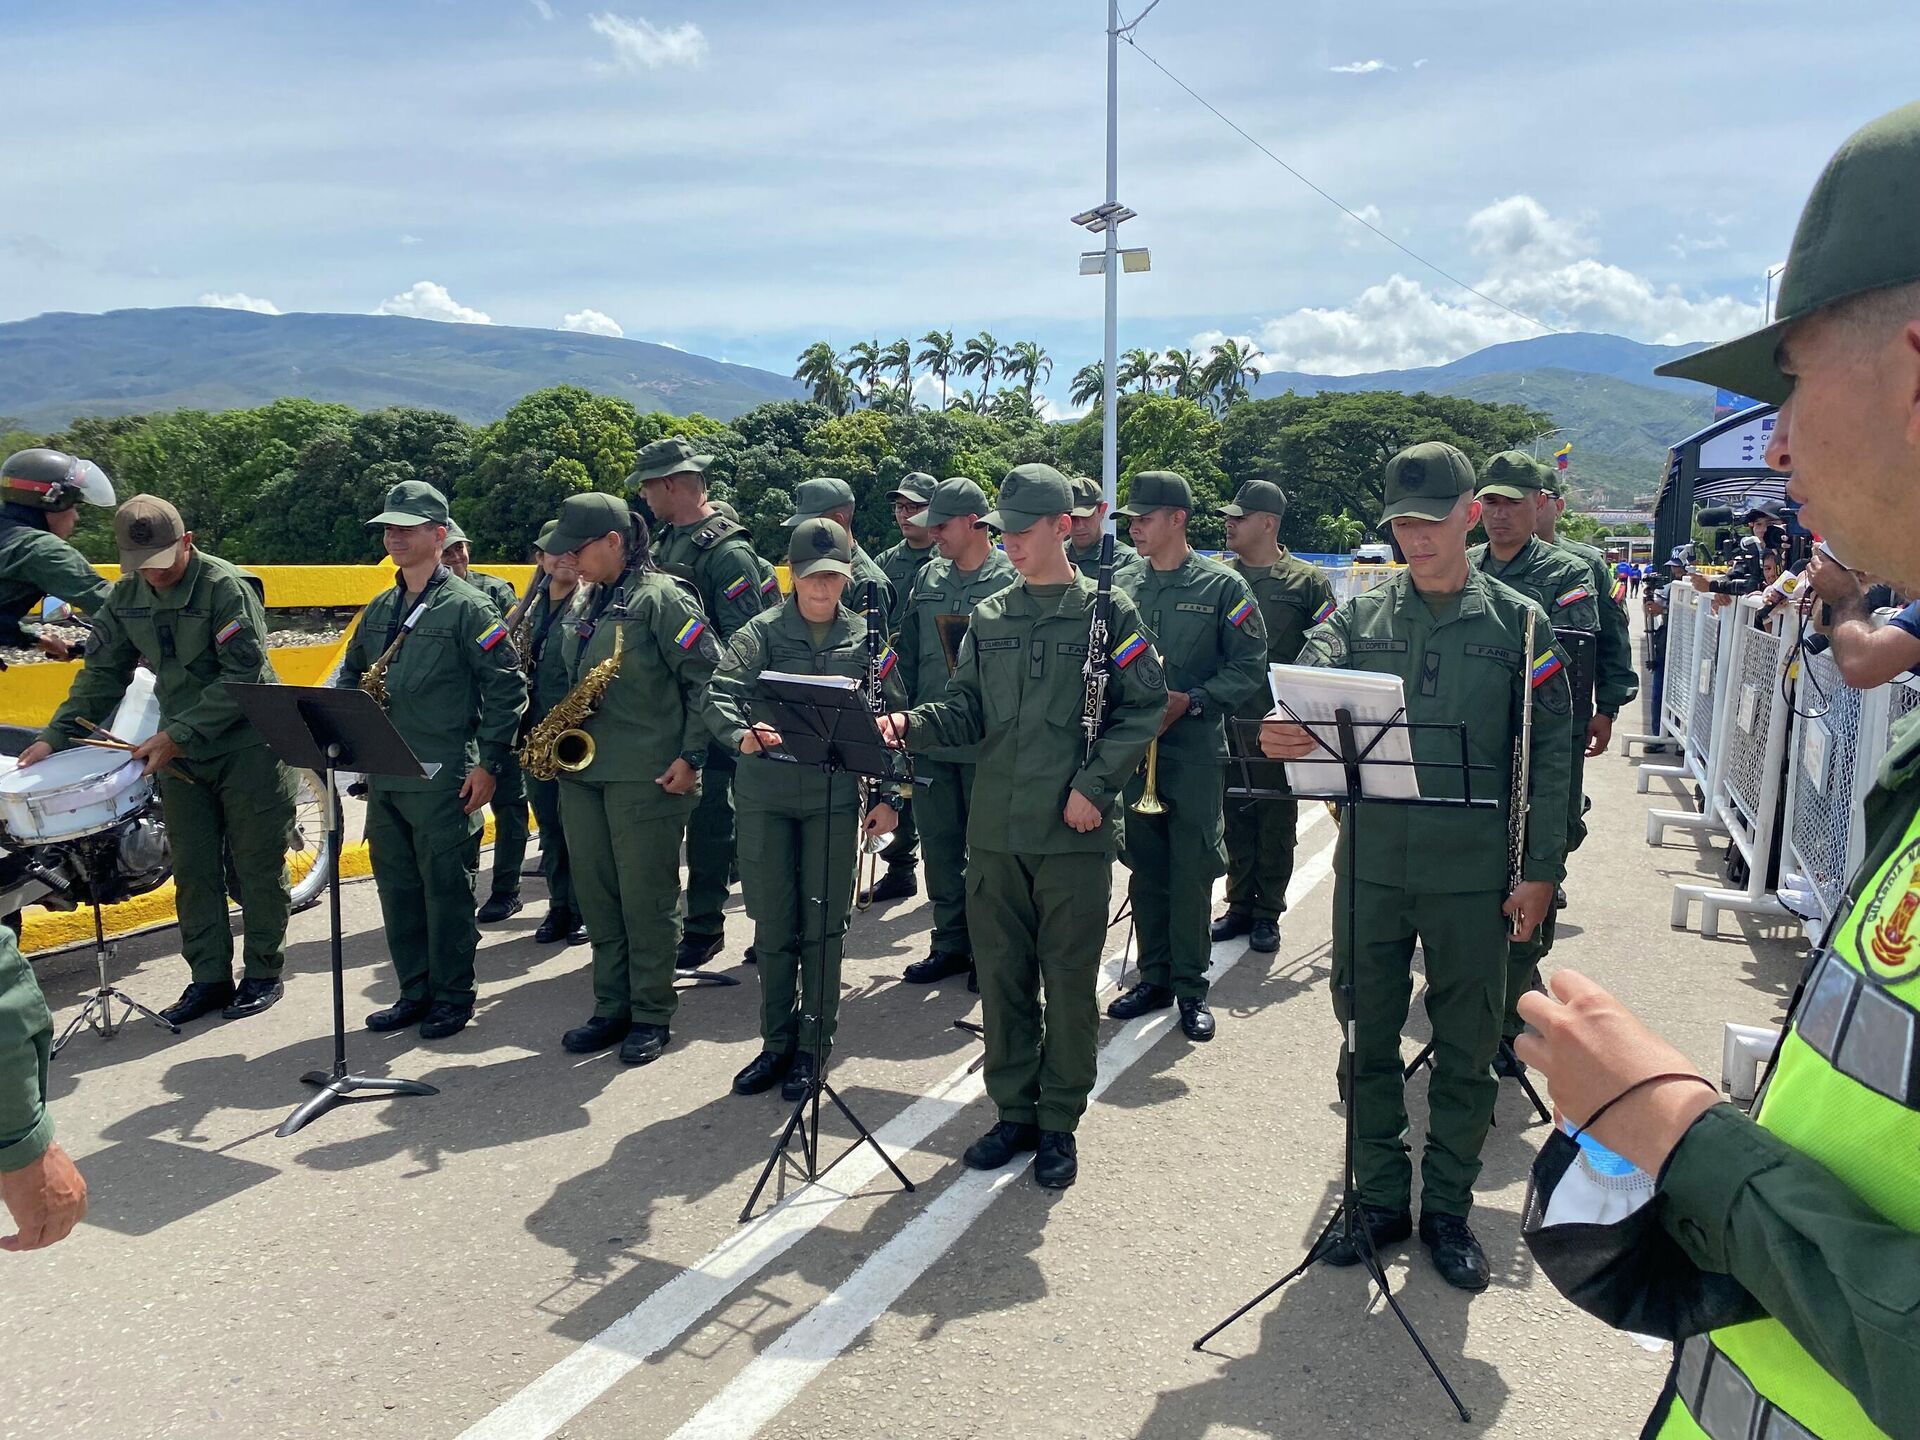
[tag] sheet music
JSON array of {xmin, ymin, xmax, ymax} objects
[
  {"xmin": 757, "ymin": 670, "xmax": 861, "ymax": 693},
  {"xmin": 1268, "ymin": 663, "xmax": 1421, "ymax": 800}
]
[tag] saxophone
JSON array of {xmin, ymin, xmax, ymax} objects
[
  {"xmin": 520, "ymin": 619, "xmax": 624, "ymax": 780},
  {"xmin": 504, "ymin": 570, "xmax": 551, "ymax": 673},
  {"xmin": 358, "ymin": 600, "xmax": 430, "ymax": 710}
]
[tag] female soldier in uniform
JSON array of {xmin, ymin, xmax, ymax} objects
[
  {"xmin": 705, "ymin": 519, "xmax": 902, "ymax": 1103},
  {"xmin": 542, "ymin": 493, "xmax": 719, "ymax": 1068}
]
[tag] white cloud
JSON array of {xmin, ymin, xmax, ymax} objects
[
  {"xmin": 559, "ymin": 307, "xmax": 624, "ymax": 337},
  {"xmin": 1412, "ymin": 57, "xmax": 1429, "ymax": 69},
  {"xmin": 1329, "ymin": 59, "xmax": 1390, "ymax": 74},
  {"xmin": 588, "ymin": 13, "xmax": 707, "ymax": 72},
  {"xmin": 528, "ymin": 0, "xmax": 556, "ymax": 18},
  {"xmin": 399, "ymin": 233, "xmax": 423, "ymax": 246},
  {"xmin": 1341, "ymin": 203, "xmax": 1385, "ymax": 250},
  {"xmin": 199, "ymin": 291, "xmax": 280, "ymax": 315},
  {"xmin": 1230, "ymin": 195, "xmax": 1764, "ymax": 375},
  {"xmin": 1668, "ymin": 232, "xmax": 1730, "ymax": 258},
  {"xmin": 374, "ymin": 280, "xmax": 491, "ymax": 324}
]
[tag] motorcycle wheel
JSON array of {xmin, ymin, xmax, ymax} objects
[{"xmin": 223, "ymin": 769, "xmax": 335, "ymax": 914}]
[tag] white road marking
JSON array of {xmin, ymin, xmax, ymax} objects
[{"xmin": 667, "ymin": 820, "xmax": 1340, "ymax": 1440}]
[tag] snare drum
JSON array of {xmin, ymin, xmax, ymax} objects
[{"xmin": 0, "ymin": 747, "xmax": 156, "ymax": 845}]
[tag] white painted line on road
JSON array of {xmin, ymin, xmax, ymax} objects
[
  {"xmin": 457, "ymin": 818, "xmax": 1212, "ymax": 1440},
  {"xmin": 667, "ymin": 820, "xmax": 1340, "ymax": 1440}
]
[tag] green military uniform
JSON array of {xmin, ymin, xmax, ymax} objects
[
  {"xmin": 875, "ymin": 538, "xmax": 936, "ymax": 620},
  {"xmin": 522, "ymin": 565, "xmax": 581, "ymax": 923},
  {"xmin": 1216, "ymin": 480, "xmax": 1336, "ymax": 929},
  {"xmin": 1472, "ymin": 452, "xmax": 1608, "ymax": 1043},
  {"xmin": 647, "ymin": 441, "xmax": 775, "ymax": 953},
  {"xmin": 895, "ymin": 479, "xmax": 1017, "ymax": 962},
  {"xmin": 1548, "ymin": 518, "xmax": 1638, "ymax": 731},
  {"xmin": 1067, "ymin": 473, "xmax": 1136, "ymax": 578},
  {"xmin": 786, "ymin": 477, "xmax": 896, "ymax": 617},
  {"xmin": 1298, "ymin": 444, "xmax": 1572, "ymax": 1222},
  {"xmin": 1630, "ymin": 100, "xmax": 1920, "ymax": 1440},
  {"xmin": 0, "ymin": 927, "xmax": 55, "ymax": 1176},
  {"xmin": 555, "ymin": 540, "xmax": 718, "ymax": 1032},
  {"xmin": 1112, "ymin": 473, "xmax": 1270, "ymax": 1011},
  {"xmin": 43, "ymin": 526, "xmax": 297, "ymax": 989},
  {"xmin": 456, "ymin": 546, "xmax": 530, "ymax": 910},
  {"xmin": 904, "ymin": 465, "xmax": 1166, "ymax": 1136},
  {"xmin": 338, "ymin": 484, "xmax": 527, "ymax": 1018},
  {"xmin": 868, "ymin": 476, "xmax": 940, "ymax": 885},
  {"xmin": 705, "ymin": 520, "xmax": 906, "ymax": 1058},
  {"xmin": 0, "ymin": 447, "xmax": 115, "ymax": 648}
]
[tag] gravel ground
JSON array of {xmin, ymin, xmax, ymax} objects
[{"xmin": 1, "ymin": 617, "xmax": 351, "ymax": 666}]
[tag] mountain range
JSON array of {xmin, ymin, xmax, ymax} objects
[{"xmin": 0, "ymin": 309, "xmax": 1719, "ymax": 506}]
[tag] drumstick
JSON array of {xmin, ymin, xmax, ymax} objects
[{"xmin": 75, "ymin": 718, "xmax": 196, "ymax": 785}]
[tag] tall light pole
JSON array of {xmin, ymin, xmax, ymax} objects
[{"xmin": 1073, "ymin": 1, "xmax": 1153, "ymax": 530}]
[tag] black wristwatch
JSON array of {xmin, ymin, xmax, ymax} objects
[{"xmin": 1185, "ymin": 692, "xmax": 1205, "ymax": 719}]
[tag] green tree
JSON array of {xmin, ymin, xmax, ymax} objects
[
  {"xmin": 456, "ymin": 385, "xmax": 640, "ymax": 556},
  {"xmin": 960, "ymin": 331, "xmax": 1000, "ymax": 406},
  {"xmin": 793, "ymin": 341, "xmax": 851, "ymax": 416},
  {"xmin": 1118, "ymin": 347, "xmax": 1159, "ymax": 393},
  {"xmin": 1002, "ymin": 340, "xmax": 1053, "ymax": 401},
  {"xmin": 842, "ymin": 339, "xmax": 884, "ymax": 409},
  {"xmin": 916, "ymin": 330, "xmax": 958, "ymax": 410},
  {"xmin": 881, "ymin": 338, "xmax": 915, "ymax": 407},
  {"xmin": 1115, "ymin": 394, "xmax": 1230, "ymax": 547},
  {"xmin": 1202, "ymin": 338, "xmax": 1264, "ymax": 412},
  {"xmin": 1069, "ymin": 361, "xmax": 1104, "ymax": 409}
]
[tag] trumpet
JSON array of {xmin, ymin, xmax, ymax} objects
[{"xmin": 1131, "ymin": 737, "xmax": 1169, "ymax": 816}]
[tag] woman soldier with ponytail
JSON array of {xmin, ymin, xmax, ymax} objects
[{"xmin": 538, "ymin": 493, "xmax": 721, "ymax": 1068}]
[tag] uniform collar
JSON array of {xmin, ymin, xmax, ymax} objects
[
  {"xmin": 778, "ymin": 596, "xmax": 853, "ymax": 644},
  {"xmin": 1475, "ymin": 535, "xmax": 1540, "ymax": 577},
  {"xmin": 147, "ymin": 548, "xmax": 205, "ymax": 612},
  {"xmin": 1389, "ymin": 566, "xmax": 1490, "ymax": 623}
]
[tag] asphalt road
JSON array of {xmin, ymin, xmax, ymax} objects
[{"xmin": 6, "ymin": 701, "xmax": 1806, "ymax": 1440}]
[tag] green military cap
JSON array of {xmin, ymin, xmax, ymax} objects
[
  {"xmin": 444, "ymin": 517, "xmax": 469, "ymax": 546},
  {"xmin": 788, "ymin": 517, "xmax": 854, "ymax": 580},
  {"xmin": 544, "ymin": 492, "xmax": 632, "ymax": 554},
  {"xmin": 1216, "ymin": 478, "xmax": 1288, "ymax": 519},
  {"xmin": 887, "ymin": 472, "xmax": 936, "ymax": 506},
  {"xmin": 366, "ymin": 479, "xmax": 451, "ymax": 529},
  {"xmin": 784, "ymin": 476, "xmax": 857, "ymax": 526},
  {"xmin": 979, "ymin": 463, "xmax": 1073, "ymax": 533},
  {"xmin": 1657, "ymin": 102, "xmax": 1920, "ymax": 405},
  {"xmin": 630, "ymin": 436, "xmax": 714, "ymax": 486},
  {"xmin": 1475, "ymin": 450, "xmax": 1549, "ymax": 502},
  {"xmin": 911, "ymin": 476, "xmax": 991, "ymax": 528},
  {"xmin": 1068, "ymin": 474, "xmax": 1102, "ymax": 518},
  {"xmin": 710, "ymin": 499, "xmax": 741, "ymax": 523},
  {"xmin": 535, "ymin": 519, "xmax": 559, "ymax": 552},
  {"xmin": 1380, "ymin": 442, "xmax": 1476, "ymax": 522},
  {"xmin": 1116, "ymin": 470, "xmax": 1193, "ymax": 517}
]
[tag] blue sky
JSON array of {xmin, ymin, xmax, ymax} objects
[{"xmin": 4, "ymin": 0, "xmax": 1916, "ymax": 410}]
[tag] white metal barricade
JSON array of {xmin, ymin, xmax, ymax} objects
[
  {"xmin": 1668, "ymin": 597, "xmax": 1794, "ymax": 934},
  {"xmin": 1644, "ymin": 595, "xmax": 1740, "ymax": 840},
  {"xmin": 1777, "ymin": 647, "xmax": 1882, "ymax": 938},
  {"xmin": 1635, "ymin": 583, "xmax": 1712, "ymax": 787}
]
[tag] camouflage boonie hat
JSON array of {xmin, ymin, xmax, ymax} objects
[
  {"xmin": 630, "ymin": 437, "xmax": 714, "ymax": 486},
  {"xmin": 1380, "ymin": 443, "xmax": 1476, "ymax": 523}
]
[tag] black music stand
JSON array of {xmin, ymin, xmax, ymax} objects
[
  {"xmin": 1195, "ymin": 706, "xmax": 1504, "ymax": 1425},
  {"xmin": 737, "ymin": 673, "xmax": 915, "ymax": 1222},
  {"xmin": 225, "ymin": 682, "xmax": 441, "ymax": 1138}
]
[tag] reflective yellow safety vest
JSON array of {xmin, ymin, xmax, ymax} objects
[{"xmin": 1655, "ymin": 737, "xmax": 1920, "ymax": 1439}]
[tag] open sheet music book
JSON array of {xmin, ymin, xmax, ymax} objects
[{"xmin": 1267, "ymin": 663, "xmax": 1421, "ymax": 800}]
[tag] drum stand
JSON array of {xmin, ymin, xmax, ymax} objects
[{"xmin": 53, "ymin": 853, "xmax": 178, "ymax": 1055}]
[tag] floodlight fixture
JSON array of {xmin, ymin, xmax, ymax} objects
[
  {"xmin": 1079, "ymin": 248, "xmax": 1152, "ymax": 276},
  {"xmin": 1070, "ymin": 201, "xmax": 1138, "ymax": 234}
]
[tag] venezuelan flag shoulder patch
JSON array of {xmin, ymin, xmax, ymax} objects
[
  {"xmin": 724, "ymin": 575, "xmax": 751, "ymax": 600},
  {"xmin": 876, "ymin": 645, "xmax": 898, "ymax": 679},
  {"xmin": 476, "ymin": 620, "xmax": 508, "ymax": 650},
  {"xmin": 215, "ymin": 618, "xmax": 244, "ymax": 644},
  {"xmin": 1313, "ymin": 597, "xmax": 1337, "ymax": 624},
  {"xmin": 1555, "ymin": 585, "xmax": 1593, "ymax": 609},
  {"xmin": 674, "ymin": 618, "xmax": 707, "ymax": 650},
  {"xmin": 1112, "ymin": 631, "xmax": 1148, "ymax": 668},
  {"xmin": 1529, "ymin": 649, "xmax": 1563, "ymax": 688},
  {"xmin": 1611, "ymin": 579, "xmax": 1628, "ymax": 603},
  {"xmin": 1227, "ymin": 597, "xmax": 1256, "ymax": 627}
]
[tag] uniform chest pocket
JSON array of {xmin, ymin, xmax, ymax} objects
[
  {"xmin": 395, "ymin": 627, "xmax": 461, "ymax": 692},
  {"xmin": 973, "ymin": 635, "xmax": 1023, "ymax": 725}
]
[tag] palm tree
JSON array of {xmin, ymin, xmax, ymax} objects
[
  {"xmin": 842, "ymin": 338, "xmax": 883, "ymax": 408},
  {"xmin": 1069, "ymin": 361, "xmax": 1104, "ymax": 408},
  {"xmin": 793, "ymin": 341, "xmax": 850, "ymax": 415},
  {"xmin": 945, "ymin": 392, "xmax": 983, "ymax": 415},
  {"xmin": 868, "ymin": 378, "xmax": 912, "ymax": 416},
  {"xmin": 916, "ymin": 330, "xmax": 958, "ymax": 410},
  {"xmin": 1155, "ymin": 347, "xmax": 1202, "ymax": 399},
  {"xmin": 960, "ymin": 330, "xmax": 1000, "ymax": 406},
  {"xmin": 1202, "ymin": 338, "xmax": 1265, "ymax": 412},
  {"xmin": 881, "ymin": 337, "xmax": 914, "ymax": 409},
  {"xmin": 1001, "ymin": 340, "xmax": 1053, "ymax": 401},
  {"xmin": 1118, "ymin": 347, "xmax": 1159, "ymax": 393},
  {"xmin": 988, "ymin": 387, "xmax": 1039, "ymax": 423}
]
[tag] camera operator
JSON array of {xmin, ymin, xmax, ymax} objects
[
  {"xmin": 1803, "ymin": 549, "xmax": 1920, "ymax": 689},
  {"xmin": 1687, "ymin": 501, "xmax": 1784, "ymax": 600}
]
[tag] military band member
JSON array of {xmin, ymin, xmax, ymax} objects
[
  {"xmin": 1211, "ymin": 478, "xmax": 1334, "ymax": 955},
  {"xmin": 893, "ymin": 477, "xmax": 1016, "ymax": 987},
  {"xmin": 1260, "ymin": 442, "xmax": 1572, "ymax": 1290},
  {"xmin": 24, "ymin": 496, "xmax": 299, "ymax": 1026},
  {"xmin": 0, "ymin": 932, "xmax": 86, "ymax": 1251},
  {"xmin": 1471, "ymin": 453, "xmax": 1602, "ymax": 1059},
  {"xmin": 639, "ymin": 438, "xmax": 774, "ymax": 971},
  {"xmin": 542, "ymin": 494, "xmax": 717, "ymax": 1064},
  {"xmin": 337, "ymin": 481, "xmax": 527, "ymax": 1040},
  {"xmin": 1108, "ymin": 471, "xmax": 1269, "ymax": 1042},
  {"xmin": 1536, "ymin": 470, "xmax": 1638, "ymax": 757},
  {"xmin": 882, "ymin": 464, "xmax": 1165, "ymax": 1190},
  {"xmin": 860, "ymin": 473, "xmax": 941, "ymax": 905},
  {"xmin": 706, "ymin": 520, "xmax": 903, "ymax": 1100},
  {"xmin": 0, "ymin": 448, "xmax": 115, "ymax": 659},
  {"xmin": 1067, "ymin": 474, "xmax": 1137, "ymax": 577},
  {"xmin": 523, "ymin": 522, "xmax": 587, "ymax": 946},
  {"xmin": 445, "ymin": 519, "xmax": 529, "ymax": 924},
  {"xmin": 785, "ymin": 478, "xmax": 893, "ymax": 616}
]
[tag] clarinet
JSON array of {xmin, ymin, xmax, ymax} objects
[
  {"xmin": 1081, "ymin": 532, "xmax": 1116, "ymax": 763},
  {"xmin": 858, "ymin": 580, "xmax": 889, "ymax": 861},
  {"xmin": 1507, "ymin": 608, "xmax": 1536, "ymax": 936}
]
